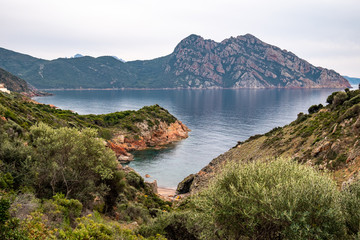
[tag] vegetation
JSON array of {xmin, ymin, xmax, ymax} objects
[
  {"xmin": 139, "ymin": 159, "xmax": 360, "ymax": 239},
  {"xmin": 0, "ymin": 92, "xmax": 174, "ymax": 239},
  {"xmin": 0, "ymin": 92, "xmax": 176, "ymax": 139},
  {"xmin": 3, "ymin": 86, "xmax": 360, "ymax": 239}
]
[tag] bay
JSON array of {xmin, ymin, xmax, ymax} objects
[{"xmin": 34, "ymin": 88, "xmax": 339, "ymax": 188}]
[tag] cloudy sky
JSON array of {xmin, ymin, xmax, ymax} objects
[{"xmin": 1, "ymin": 0, "xmax": 359, "ymax": 76}]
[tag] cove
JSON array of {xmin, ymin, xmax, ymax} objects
[{"xmin": 34, "ymin": 88, "xmax": 339, "ymax": 188}]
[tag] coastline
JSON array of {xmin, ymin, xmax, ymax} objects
[{"xmin": 37, "ymin": 86, "xmax": 349, "ymax": 92}]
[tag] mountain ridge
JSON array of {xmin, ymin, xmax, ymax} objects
[{"xmin": 0, "ymin": 34, "xmax": 350, "ymax": 89}]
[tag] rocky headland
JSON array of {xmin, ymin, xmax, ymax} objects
[{"xmin": 107, "ymin": 119, "xmax": 190, "ymax": 163}]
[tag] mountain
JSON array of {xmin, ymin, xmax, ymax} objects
[
  {"xmin": 72, "ymin": 53, "xmax": 84, "ymax": 58},
  {"xmin": 344, "ymin": 76, "xmax": 360, "ymax": 85},
  {"xmin": 177, "ymin": 88, "xmax": 360, "ymax": 194},
  {"xmin": 0, "ymin": 34, "xmax": 350, "ymax": 89},
  {"xmin": 0, "ymin": 67, "xmax": 47, "ymax": 96}
]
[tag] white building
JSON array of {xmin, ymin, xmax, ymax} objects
[{"xmin": 0, "ymin": 83, "xmax": 10, "ymax": 94}]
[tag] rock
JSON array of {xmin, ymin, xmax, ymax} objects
[
  {"xmin": 353, "ymin": 116, "xmax": 360, "ymax": 130},
  {"xmin": 117, "ymin": 154, "xmax": 134, "ymax": 164},
  {"xmin": 145, "ymin": 180, "xmax": 158, "ymax": 194},
  {"xmin": 176, "ymin": 174, "xmax": 195, "ymax": 194},
  {"xmin": 145, "ymin": 174, "xmax": 151, "ymax": 178},
  {"xmin": 311, "ymin": 141, "xmax": 332, "ymax": 157},
  {"xmin": 110, "ymin": 120, "xmax": 190, "ymax": 154},
  {"xmin": 331, "ymin": 140, "xmax": 341, "ymax": 154}
]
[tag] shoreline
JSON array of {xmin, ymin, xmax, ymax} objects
[
  {"xmin": 37, "ymin": 86, "xmax": 349, "ymax": 91},
  {"xmin": 157, "ymin": 187, "xmax": 178, "ymax": 201}
]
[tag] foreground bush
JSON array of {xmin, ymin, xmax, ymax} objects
[
  {"xmin": 29, "ymin": 123, "xmax": 118, "ymax": 206},
  {"xmin": 190, "ymin": 159, "xmax": 345, "ymax": 239},
  {"xmin": 341, "ymin": 180, "xmax": 360, "ymax": 236}
]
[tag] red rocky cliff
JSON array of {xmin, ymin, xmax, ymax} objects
[{"xmin": 108, "ymin": 120, "xmax": 190, "ymax": 163}]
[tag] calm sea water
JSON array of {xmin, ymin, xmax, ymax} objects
[{"xmin": 34, "ymin": 88, "xmax": 339, "ymax": 188}]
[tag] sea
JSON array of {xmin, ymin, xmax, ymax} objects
[{"xmin": 33, "ymin": 88, "xmax": 341, "ymax": 188}]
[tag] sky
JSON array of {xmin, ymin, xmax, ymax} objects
[{"xmin": 1, "ymin": 0, "xmax": 360, "ymax": 77}]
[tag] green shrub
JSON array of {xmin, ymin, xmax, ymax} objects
[
  {"xmin": 126, "ymin": 171, "xmax": 145, "ymax": 189},
  {"xmin": 341, "ymin": 180, "xmax": 360, "ymax": 236},
  {"xmin": 190, "ymin": 158, "xmax": 345, "ymax": 239},
  {"xmin": 0, "ymin": 198, "xmax": 28, "ymax": 239},
  {"xmin": 29, "ymin": 123, "xmax": 117, "ymax": 205},
  {"xmin": 308, "ymin": 104, "xmax": 323, "ymax": 114},
  {"xmin": 327, "ymin": 91, "xmax": 340, "ymax": 105},
  {"xmin": 138, "ymin": 211, "xmax": 197, "ymax": 240},
  {"xmin": 52, "ymin": 193, "xmax": 83, "ymax": 224},
  {"xmin": 294, "ymin": 112, "xmax": 308, "ymax": 124},
  {"xmin": 333, "ymin": 92, "xmax": 348, "ymax": 108}
]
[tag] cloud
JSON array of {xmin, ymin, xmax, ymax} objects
[{"xmin": 0, "ymin": 0, "xmax": 359, "ymax": 76}]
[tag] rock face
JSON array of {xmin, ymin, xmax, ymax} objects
[
  {"xmin": 166, "ymin": 34, "xmax": 350, "ymax": 88},
  {"xmin": 108, "ymin": 120, "xmax": 190, "ymax": 162},
  {"xmin": 0, "ymin": 35, "xmax": 350, "ymax": 89}
]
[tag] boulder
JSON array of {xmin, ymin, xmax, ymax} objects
[
  {"xmin": 176, "ymin": 174, "xmax": 195, "ymax": 194},
  {"xmin": 145, "ymin": 180, "xmax": 158, "ymax": 194}
]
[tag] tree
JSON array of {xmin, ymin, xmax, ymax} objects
[{"xmin": 29, "ymin": 123, "xmax": 118, "ymax": 205}]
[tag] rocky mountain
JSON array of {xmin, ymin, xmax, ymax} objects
[
  {"xmin": 168, "ymin": 34, "xmax": 350, "ymax": 88},
  {"xmin": 0, "ymin": 34, "xmax": 350, "ymax": 89}
]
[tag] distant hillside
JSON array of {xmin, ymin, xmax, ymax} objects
[
  {"xmin": 0, "ymin": 34, "xmax": 350, "ymax": 89},
  {"xmin": 0, "ymin": 67, "xmax": 46, "ymax": 96},
  {"xmin": 344, "ymin": 76, "xmax": 360, "ymax": 85},
  {"xmin": 178, "ymin": 88, "xmax": 360, "ymax": 194}
]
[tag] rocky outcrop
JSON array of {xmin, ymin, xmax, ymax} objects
[
  {"xmin": 176, "ymin": 174, "xmax": 195, "ymax": 194},
  {"xmin": 108, "ymin": 120, "xmax": 190, "ymax": 162},
  {"xmin": 166, "ymin": 34, "xmax": 350, "ymax": 89}
]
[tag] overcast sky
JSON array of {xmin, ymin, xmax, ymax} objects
[{"xmin": 1, "ymin": 0, "xmax": 359, "ymax": 76}]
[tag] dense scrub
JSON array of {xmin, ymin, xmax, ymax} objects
[
  {"xmin": 3, "ymin": 89, "xmax": 360, "ymax": 239},
  {"xmin": 0, "ymin": 92, "xmax": 172, "ymax": 239},
  {"xmin": 0, "ymin": 92, "xmax": 176, "ymax": 138},
  {"xmin": 140, "ymin": 159, "xmax": 360, "ymax": 239}
]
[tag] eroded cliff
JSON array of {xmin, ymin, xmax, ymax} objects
[{"xmin": 108, "ymin": 120, "xmax": 190, "ymax": 163}]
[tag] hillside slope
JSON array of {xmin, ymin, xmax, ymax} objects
[
  {"xmin": 0, "ymin": 34, "xmax": 350, "ymax": 89},
  {"xmin": 0, "ymin": 92, "xmax": 185, "ymax": 239},
  {"xmin": 0, "ymin": 92, "xmax": 189, "ymax": 160},
  {"xmin": 0, "ymin": 67, "xmax": 46, "ymax": 96},
  {"xmin": 178, "ymin": 88, "xmax": 360, "ymax": 194}
]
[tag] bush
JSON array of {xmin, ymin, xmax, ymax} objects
[
  {"xmin": 327, "ymin": 91, "xmax": 340, "ymax": 105},
  {"xmin": 126, "ymin": 171, "xmax": 145, "ymax": 189},
  {"xmin": 308, "ymin": 104, "xmax": 323, "ymax": 114},
  {"xmin": 190, "ymin": 158, "xmax": 345, "ymax": 239},
  {"xmin": 341, "ymin": 180, "xmax": 360, "ymax": 236},
  {"xmin": 29, "ymin": 123, "xmax": 118, "ymax": 205},
  {"xmin": 0, "ymin": 197, "xmax": 28, "ymax": 239},
  {"xmin": 333, "ymin": 92, "xmax": 348, "ymax": 108},
  {"xmin": 138, "ymin": 211, "xmax": 197, "ymax": 240}
]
